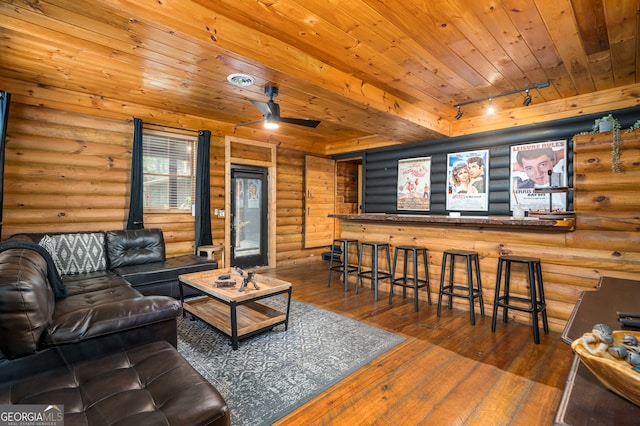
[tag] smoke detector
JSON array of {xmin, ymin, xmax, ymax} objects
[{"xmin": 227, "ymin": 73, "xmax": 256, "ymax": 87}]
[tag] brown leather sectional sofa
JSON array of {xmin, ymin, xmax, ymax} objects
[
  {"xmin": 0, "ymin": 229, "xmax": 230, "ymax": 425},
  {"xmin": 16, "ymin": 228, "xmax": 218, "ymax": 297}
]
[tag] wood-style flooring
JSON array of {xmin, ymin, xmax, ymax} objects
[{"xmin": 259, "ymin": 261, "xmax": 574, "ymax": 425}]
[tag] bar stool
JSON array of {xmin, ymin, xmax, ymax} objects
[
  {"xmin": 357, "ymin": 242, "xmax": 392, "ymax": 301},
  {"xmin": 327, "ymin": 238, "xmax": 359, "ymax": 292},
  {"xmin": 389, "ymin": 246, "xmax": 431, "ymax": 311},
  {"xmin": 492, "ymin": 255, "xmax": 549, "ymax": 344},
  {"xmin": 437, "ymin": 249, "xmax": 484, "ymax": 325}
]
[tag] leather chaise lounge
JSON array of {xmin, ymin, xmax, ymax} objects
[{"xmin": 0, "ymin": 230, "xmax": 230, "ymax": 425}]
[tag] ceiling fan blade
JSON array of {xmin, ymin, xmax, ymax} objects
[
  {"xmin": 280, "ymin": 117, "xmax": 322, "ymax": 128},
  {"xmin": 233, "ymin": 119, "xmax": 265, "ymax": 127},
  {"xmin": 250, "ymin": 99, "xmax": 272, "ymax": 116}
]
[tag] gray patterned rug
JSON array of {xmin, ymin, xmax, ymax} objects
[{"xmin": 177, "ymin": 296, "xmax": 405, "ymax": 426}]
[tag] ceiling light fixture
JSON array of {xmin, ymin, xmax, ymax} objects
[
  {"xmin": 264, "ymin": 114, "xmax": 279, "ymax": 129},
  {"xmin": 226, "ymin": 73, "xmax": 256, "ymax": 87},
  {"xmin": 523, "ymin": 89, "xmax": 532, "ymax": 106},
  {"xmin": 453, "ymin": 81, "xmax": 549, "ymax": 117},
  {"xmin": 487, "ymin": 98, "xmax": 495, "ymax": 115},
  {"xmin": 455, "ymin": 106, "xmax": 463, "ymax": 120}
]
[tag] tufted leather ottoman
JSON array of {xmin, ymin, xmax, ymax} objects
[{"xmin": 0, "ymin": 341, "xmax": 230, "ymax": 426}]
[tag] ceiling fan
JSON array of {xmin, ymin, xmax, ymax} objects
[{"xmin": 235, "ymin": 85, "xmax": 321, "ymax": 129}]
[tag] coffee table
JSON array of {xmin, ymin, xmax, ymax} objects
[{"xmin": 178, "ymin": 268, "xmax": 292, "ymax": 350}]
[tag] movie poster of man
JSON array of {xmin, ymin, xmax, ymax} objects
[
  {"xmin": 510, "ymin": 140, "xmax": 567, "ymax": 211},
  {"xmin": 446, "ymin": 150, "xmax": 489, "ymax": 211},
  {"xmin": 397, "ymin": 157, "xmax": 431, "ymax": 211}
]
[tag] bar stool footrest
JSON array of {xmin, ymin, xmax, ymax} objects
[{"xmin": 495, "ymin": 296, "xmax": 547, "ymax": 312}]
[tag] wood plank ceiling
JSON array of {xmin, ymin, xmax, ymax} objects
[{"xmin": 1, "ymin": 0, "xmax": 639, "ymax": 155}]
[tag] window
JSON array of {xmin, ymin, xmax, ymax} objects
[{"xmin": 143, "ymin": 131, "xmax": 197, "ymax": 212}]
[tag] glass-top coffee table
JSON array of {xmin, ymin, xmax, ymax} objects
[{"xmin": 179, "ymin": 268, "xmax": 292, "ymax": 350}]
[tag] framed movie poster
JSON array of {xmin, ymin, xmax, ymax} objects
[
  {"xmin": 446, "ymin": 150, "xmax": 489, "ymax": 211},
  {"xmin": 397, "ymin": 157, "xmax": 431, "ymax": 211},
  {"xmin": 510, "ymin": 140, "xmax": 567, "ymax": 211}
]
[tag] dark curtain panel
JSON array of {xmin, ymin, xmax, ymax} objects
[
  {"xmin": 126, "ymin": 118, "xmax": 144, "ymax": 229},
  {"xmin": 0, "ymin": 91, "xmax": 10, "ymax": 238},
  {"xmin": 195, "ymin": 130, "xmax": 213, "ymax": 251}
]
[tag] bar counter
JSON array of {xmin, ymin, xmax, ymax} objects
[{"xmin": 329, "ymin": 213, "xmax": 575, "ymax": 232}]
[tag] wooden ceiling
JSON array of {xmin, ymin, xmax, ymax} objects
[{"xmin": 1, "ymin": 0, "xmax": 639, "ymax": 155}]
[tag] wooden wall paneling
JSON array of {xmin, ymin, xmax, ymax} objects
[
  {"xmin": 340, "ymin": 128, "xmax": 640, "ymax": 331},
  {"xmin": 336, "ymin": 160, "xmax": 359, "ymax": 214},
  {"xmin": 304, "ymin": 155, "xmax": 336, "ymax": 248},
  {"xmin": 276, "ymin": 148, "xmax": 330, "ymax": 266},
  {"xmin": 209, "ymin": 135, "xmax": 226, "ymax": 246},
  {"xmin": 1, "ymin": 102, "xmax": 207, "ymax": 257},
  {"xmin": 2, "ymin": 104, "xmax": 132, "ymax": 237}
]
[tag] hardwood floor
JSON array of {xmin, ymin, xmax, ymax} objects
[{"xmin": 260, "ymin": 261, "xmax": 574, "ymax": 425}]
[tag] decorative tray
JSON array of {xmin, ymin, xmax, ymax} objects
[{"xmin": 572, "ymin": 330, "xmax": 640, "ymax": 407}]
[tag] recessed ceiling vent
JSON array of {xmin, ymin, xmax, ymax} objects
[{"xmin": 227, "ymin": 73, "xmax": 256, "ymax": 87}]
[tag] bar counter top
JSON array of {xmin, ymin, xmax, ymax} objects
[{"xmin": 329, "ymin": 213, "xmax": 575, "ymax": 232}]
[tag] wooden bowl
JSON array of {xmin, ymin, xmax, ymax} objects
[{"xmin": 572, "ymin": 330, "xmax": 640, "ymax": 407}]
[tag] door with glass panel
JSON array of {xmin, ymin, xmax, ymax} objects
[{"xmin": 230, "ymin": 167, "xmax": 268, "ymax": 268}]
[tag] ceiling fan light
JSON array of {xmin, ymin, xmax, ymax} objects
[{"xmin": 264, "ymin": 115, "xmax": 279, "ymax": 129}]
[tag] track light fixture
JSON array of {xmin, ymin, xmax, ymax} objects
[
  {"xmin": 523, "ymin": 89, "xmax": 532, "ymax": 106},
  {"xmin": 453, "ymin": 81, "xmax": 549, "ymax": 118},
  {"xmin": 455, "ymin": 106, "xmax": 463, "ymax": 120}
]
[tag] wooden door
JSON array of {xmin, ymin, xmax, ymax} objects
[{"xmin": 304, "ymin": 156, "xmax": 336, "ymax": 248}]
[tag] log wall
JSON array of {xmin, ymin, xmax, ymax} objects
[
  {"xmin": 276, "ymin": 148, "xmax": 330, "ymax": 265},
  {"xmin": 1, "ymin": 101, "xmax": 321, "ymax": 264},
  {"xmin": 3, "ymin": 94, "xmax": 639, "ymax": 333},
  {"xmin": 337, "ymin": 129, "xmax": 640, "ymax": 332}
]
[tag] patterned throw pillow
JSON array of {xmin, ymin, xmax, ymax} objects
[
  {"xmin": 38, "ymin": 234, "xmax": 62, "ymax": 276},
  {"xmin": 50, "ymin": 232, "xmax": 107, "ymax": 275}
]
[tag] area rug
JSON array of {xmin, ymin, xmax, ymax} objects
[{"xmin": 177, "ymin": 296, "xmax": 405, "ymax": 426}]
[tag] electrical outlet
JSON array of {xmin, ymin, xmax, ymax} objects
[{"xmin": 219, "ymin": 210, "xmax": 225, "ymax": 218}]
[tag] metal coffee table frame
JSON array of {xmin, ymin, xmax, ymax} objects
[{"xmin": 179, "ymin": 269, "xmax": 292, "ymax": 350}]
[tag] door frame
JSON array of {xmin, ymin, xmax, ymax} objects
[
  {"xmin": 230, "ymin": 166, "xmax": 269, "ymax": 267},
  {"xmin": 225, "ymin": 136, "xmax": 276, "ymax": 268}
]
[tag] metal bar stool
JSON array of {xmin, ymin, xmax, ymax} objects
[
  {"xmin": 492, "ymin": 255, "xmax": 549, "ymax": 344},
  {"xmin": 327, "ymin": 238, "xmax": 359, "ymax": 292},
  {"xmin": 356, "ymin": 242, "xmax": 392, "ymax": 301},
  {"xmin": 437, "ymin": 249, "xmax": 484, "ymax": 325},
  {"xmin": 389, "ymin": 246, "xmax": 431, "ymax": 311}
]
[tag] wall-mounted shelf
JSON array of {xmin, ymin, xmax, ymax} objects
[
  {"xmin": 329, "ymin": 213, "xmax": 575, "ymax": 232},
  {"xmin": 532, "ymin": 187, "xmax": 574, "ymax": 214}
]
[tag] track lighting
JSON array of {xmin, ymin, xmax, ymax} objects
[
  {"xmin": 453, "ymin": 81, "xmax": 548, "ymax": 118},
  {"xmin": 455, "ymin": 106, "xmax": 463, "ymax": 120},
  {"xmin": 523, "ymin": 89, "xmax": 532, "ymax": 106}
]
